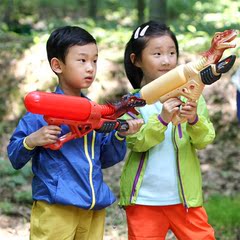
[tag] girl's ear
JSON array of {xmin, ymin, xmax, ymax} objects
[
  {"xmin": 50, "ymin": 58, "xmax": 63, "ymax": 74},
  {"xmin": 130, "ymin": 53, "xmax": 141, "ymax": 68}
]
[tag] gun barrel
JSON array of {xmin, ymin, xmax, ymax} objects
[
  {"xmin": 140, "ymin": 64, "xmax": 187, "ymax": 104},
  {"xmin": 24, "ymin": 91, "xmax": 93, "ymax": 121}
]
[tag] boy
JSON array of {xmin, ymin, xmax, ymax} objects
[{"xmin": 7, "ymin": 26, "xmax": 143, "ymax": 240}]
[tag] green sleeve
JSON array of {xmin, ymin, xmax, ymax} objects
[{"xmin": 126, "ymin": 113, "xmax": 168, "ymax": 152}]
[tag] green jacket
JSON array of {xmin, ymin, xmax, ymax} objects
[{"xmin": 119, "ymin": 94, "xmax": 215, "ymax": 208}]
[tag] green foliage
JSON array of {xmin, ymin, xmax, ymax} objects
[
  {"xmin": 38, "ymin": 0, "xmax": 87, "ymax": 19},
  {"xmin": 14, "ymin": 191, "xmax": 32, "ymax": 204},
  {"xmin": 0, "ymin": 158, "xmax": 32, "ymax": 204},
  {"xmin": 0, "ymin": 0, "xmax": 38, "ymax": 34},
  {"xmin": 0, "ymin": 31, "xmax": 33, "ymax": 122},
  {"xmin": 205, "ymin": 195, "xmax": 240, "ymax": 239},
  {"xmin": 0, "ymin": 201, "xmax": 16, "ymax": 215},
  {"xmin": 167, "ymin": 0, "xmax": 196, "ymax": 19},
  {"xmin": 168, "ymin": 0, "xmax": 240, "ymax": 53}
]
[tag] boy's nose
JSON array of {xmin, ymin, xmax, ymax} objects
[{"xmin": 86, "ymin": 63, "xmax": 94, "ymax": 72}]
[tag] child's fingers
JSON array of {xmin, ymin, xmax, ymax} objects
[
  {"xmin": 47, "ymin": 125, "xmax": 62, "ymax": 132},
  {"xmin": 128, "ymin": 119, "xmax": 144, "ymax": 131},
  {"xmin": 40, "ymin": 125, "xmax": 61, "ymax": 136},
  {"xmin": 120, "ymin": 119, "xmax": 144, "ymax": 136}
]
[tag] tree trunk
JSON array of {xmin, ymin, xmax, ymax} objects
[
  {"xmin": 149, "ymin": 0, "xmax": 167, "ymax": 23},
  {"xmin": 137, "ymin": 0, "xmax": 146, "ymax": 25},
  {"xmin": 88, "ymin": 0, "xmax": 97, "ymax": 20},
  {"xmin": 3, "ymin": 0, "xmax": 14, "ymax": 27}
]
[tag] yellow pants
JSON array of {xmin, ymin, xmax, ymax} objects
[{"xmin": 30, "ymin": 201, "xmax": 106, "ymax": 240}]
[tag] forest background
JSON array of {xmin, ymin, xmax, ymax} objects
[{"xmin": 0, "ymin": 0, "xmax": 240, "ymax": 239}]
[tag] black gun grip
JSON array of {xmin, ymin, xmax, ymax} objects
[
  {"xmin": 96, "ymin": 119, "xmax": 129, "ymax": 133},
  {"xmin": 116, "ymin": 119, "xmax": 129, "ymax": 132},
  {"xmin": 97, "ymin": 121, "xmax": 118, "ymax": 133}
]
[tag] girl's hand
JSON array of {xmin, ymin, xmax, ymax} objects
[
  {"xmin": 118, "ymin": 118, "xmax": 144, "ymax": 136},
  {"xmin": 179, "ymin": 101, "xmax": 198, "ymax": 123},
  {"xmin": 160, "ymin": 98, "xmax": 183, "ymax": 123},
  {"xmin": 25, "ymin": 125, "xmax": 62, "ymax": 148}
]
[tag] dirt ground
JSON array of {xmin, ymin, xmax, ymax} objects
[
  {"xmin": 0, "ymin": 214, "xmax": 128, "ymax": 240},
  {"xmin": 0, "ymin": 215, "xmax": 29, "ymax": 240},
  {"xmin": 0, "ymin": 214, "xmax": 176, "ymax": 240}
]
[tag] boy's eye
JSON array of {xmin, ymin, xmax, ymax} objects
[
  {"xmin": 170, "ymin": 51, "xmax": 176, "ymax": 55},
  {"xmin": 78, "ymin": 59, "xmax": 85, "ymax": 62},
  {"xmin": 154, "ymin": 52, "xmax": 161, "ymax": 56}
]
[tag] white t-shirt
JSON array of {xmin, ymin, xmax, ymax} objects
[{"xmin": 136, "ymin": 101, "xmax": 181, "ymax": 206}]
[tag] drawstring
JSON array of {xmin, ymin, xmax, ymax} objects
[{"xmin": 178, "ymin": 124, "xmax": 183, "ymax": 138}]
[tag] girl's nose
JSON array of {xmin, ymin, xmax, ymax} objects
[{"xmin": 161, "ymin": 55, "xmax": 170, "ymax": 65}]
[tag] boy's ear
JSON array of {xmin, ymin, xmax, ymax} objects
[
  {"xmin": 50, "ymin": 57, "xmax": 63, "ymax": 74},
  {"xmin": 130, "ymin": 53, "xmax": 141, "ymax": 68}
]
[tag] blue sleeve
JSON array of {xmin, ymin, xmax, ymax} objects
[
  {"xmin": 100, "ymin": 131, "xmax": 126, "ymax": 169},
  {"xmin": 7, "ymin": 113, "xmax": 42, "ymax": 170}
]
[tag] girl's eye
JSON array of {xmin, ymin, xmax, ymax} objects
[
  {"xmin": 170, "ymin": 51, "xmax": 176, "ymax": 55},
  {"xmin": 78, "ymin": 59, "xmax": 85, "ymax": 62},
  {"xmin": 93, "ymin": 59, "xmax": 97, "ymax": 63},
  {"xmin": 154, "ymin": 52, "xmax": 161, "ymax": 56}
]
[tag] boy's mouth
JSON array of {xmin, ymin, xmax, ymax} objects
[{"xmin": 85, "ymin": 76, "xmax": 93, "ymax": 81}]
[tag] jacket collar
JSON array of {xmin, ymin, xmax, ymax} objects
[{"xmin": 54, "ymin": 85, "xmax": 86, "ymax": 98}]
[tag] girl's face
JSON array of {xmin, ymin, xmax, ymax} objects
[
  {"xmin": 136, "ymin": 35, "xmax": 178, "ymax": 86},
  {"xmin": 57, "ymin": 44, "xmax": 98, "ymax": 95}
]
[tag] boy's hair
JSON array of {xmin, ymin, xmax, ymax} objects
[
  {"xmin": 124, "ymin": 21, "xmax": 179, "ymax": 89},
  {"xmin": 46, "ymin": 26, "xmax": 96, "ymax": 64}
]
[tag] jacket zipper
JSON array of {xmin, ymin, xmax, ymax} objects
[
  {"xmin": 130, "ymin": 152, "xmax": 146, "ymax": 203},
  {"xmin": 173, "ymin": 126, "xmax": 188, "ymax": 210},
  {"xmin": 84, "ymin": 135, "xmax": 96, "ymax": 209}
]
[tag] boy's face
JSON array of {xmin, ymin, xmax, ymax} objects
[{"xmin": 58, "ymin": 43, "xmax": 98, "ymax": 94}]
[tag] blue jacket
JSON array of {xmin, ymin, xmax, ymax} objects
[{"xmin": 7, "ymin": 87, "xmax": 127, "ymax": 210}]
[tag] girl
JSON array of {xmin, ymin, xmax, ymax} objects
[{"xmin": 120, "ymin": 21, "xmax": 216, "ymax": 240}]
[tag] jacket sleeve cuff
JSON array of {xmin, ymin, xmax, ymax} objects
[
  {"xmin": 115, "ymin": 132, "xmax": 126, "ymax": 141},
  {"xmin": 188, "ymin": 115, "xmax": 199, "ymax": 125},
  {"xmin": 158, "ymin": 115, "xmax": 168, "ymax": 126},
  {"xmin": 23, "ymin": 137, "xmax": 35, "ymax": 151}
]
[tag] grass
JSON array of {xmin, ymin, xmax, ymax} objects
[{"xmin": 205, "ymin": 194, "xmax": 240, "ymax": 240}]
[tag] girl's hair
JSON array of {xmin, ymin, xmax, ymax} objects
[
  {"xmin": 124, "ymin": 21, "xmax": 179, "ymax": 89},
  {"xmin": 46, "ymin": 26, "xmax": 96, "ymax": 64}
]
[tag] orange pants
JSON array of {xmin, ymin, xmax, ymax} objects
[{"xmin": 126, "ymin": 204, "xmax": 215, "ymax": 240}]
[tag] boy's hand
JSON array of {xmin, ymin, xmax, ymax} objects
[
  {"xmin": 25, "ymin": 125, "xmax": 62, "ymax": 148},
  {"xmin": 179, "ymin": 101, "xmax": 197, "ymax": 123},
  {"xmin": 118, "ymin": 119, "xmax": 144, "ymax": 137},
  {"xmin": 160, "ymin": 98, "xmax": 183, "ymax": 123}
]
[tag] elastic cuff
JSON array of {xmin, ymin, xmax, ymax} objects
[
  {"xmin": 115, "ymin": 132, "xmax": 126, "ymax": 141},
  {"xmin": 158, "ymin": 115, "xmax": 168, "ymax": 126},
  {"xmin": 23, "ymin": 137, "xmax": 35, "ymax": 150},
  {"xmin": 188, "ymin": 115, "xmax": 199, "ymax": 125}
]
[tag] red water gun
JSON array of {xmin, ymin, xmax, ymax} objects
[{"xmin": 24, "ymin": 91, "xmax": 146, "ymax": 150}]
